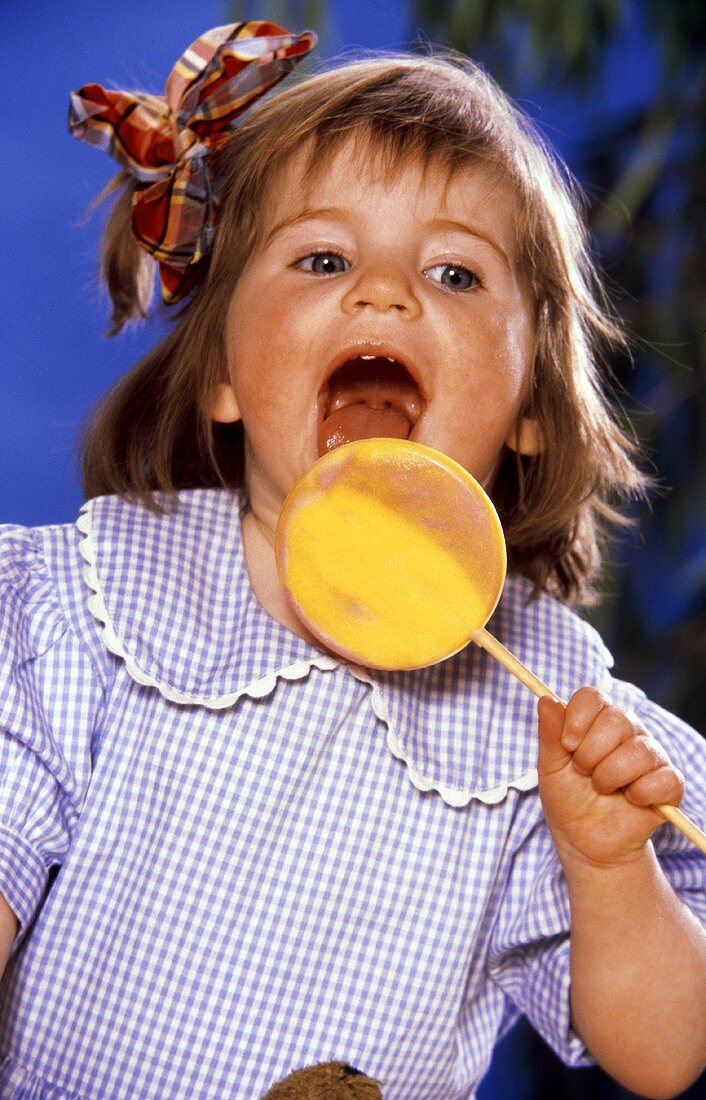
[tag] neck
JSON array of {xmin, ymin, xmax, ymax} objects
[{"xmin": 240, "ymin": 510, "xmax": 321, "ymax": 646}]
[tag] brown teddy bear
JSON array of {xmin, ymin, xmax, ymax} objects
[{"xmin": 262, "ymin": 1060, "xmax": 383, "ymax": 1098}]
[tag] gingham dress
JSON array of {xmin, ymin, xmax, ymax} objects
[{"xmin": 0, "ymin": 490, "xmax": 704, "ymax": 1099}]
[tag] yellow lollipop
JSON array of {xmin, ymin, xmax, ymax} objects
[
  {"xmin": 276, "ymin": 438, "xmax": 505, "ymax": 669},
  {"xmin": 275, "ymin": 437, "xmax": 706, "ymax": 855}
]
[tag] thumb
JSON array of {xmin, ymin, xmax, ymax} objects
[{"xmin": 537, "ymin": 695, "xmax": 570, "ymax": 774}]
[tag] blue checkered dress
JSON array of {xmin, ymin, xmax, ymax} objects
[{"xmin": 1, "ymin": 490, "xmax": 704, "ymax": 1099}]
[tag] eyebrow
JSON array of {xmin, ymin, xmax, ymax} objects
[
  {"xmin": 263, "ymin": 207, "xmax": 349, "ymax": 247},
  {"xmin": 425, "ymin": 218, "xmax": 510, "ymax": 268}
]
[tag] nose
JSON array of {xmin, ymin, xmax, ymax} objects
[{"xmin": 341, "ymin": 261, "xmax": 422, "ymax": 319}]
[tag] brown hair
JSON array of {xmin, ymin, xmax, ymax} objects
[{"xmin": 82, "ymin": 52, "xmax": 649, "ymax": 605}]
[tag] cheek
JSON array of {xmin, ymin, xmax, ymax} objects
[
  {"xmin": 225, "ymin": 321, "xmax": 290, "ymax": 411},
  {"xmin": 236, "ymin": 383, "xmax": 302, "ymax": 450},
  {"xmin": 240, "ymin": 268, "xmax": 319, "ymax": 329},
  {"xmin": 483, "ymin": 309, "xmax": 536, "ymax": 406},
  {"xmin": 486, "ymin": 298, "xmax": 533, "ymax": 356},
  {"xmin": 454, "ymin": 312, "xmax": 531, "ymax": 398},
  {"xmin": 229, "ymin": 292, "xmax": 319, "ymax": 381}
]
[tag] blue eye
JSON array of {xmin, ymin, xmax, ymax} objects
[
  {"xmin": 425, "ymin": 263, "xmax": 478, "ymax": 291},
  {"xmin": 297, "ymin": 252, "xmax": 349, "ymax": 275}
]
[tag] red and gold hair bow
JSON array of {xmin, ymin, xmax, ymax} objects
[{"xmin": 68, "ymin": 21, "xmax": 316, "ymax": 302}]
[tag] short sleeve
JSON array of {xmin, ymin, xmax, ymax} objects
[
  {"xmin": 0, "ymin": 526, "xmax": 103, "ymax": 942},
  {"xmin": 486, "ymin": 816, "xmax": 592, "ymax": 1066}
]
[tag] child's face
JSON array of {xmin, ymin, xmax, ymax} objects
[{"xmin": 219, "ymin": 138, "xmax": 536, "ymax": 525}]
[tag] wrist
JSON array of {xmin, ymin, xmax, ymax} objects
[
  {"xmin": 554, "ymin": 833, "xmax": 658, "ymax": 883},
  {"xmin": 560, "ymin": 841, "xmax": 668, "ymax": 930}
]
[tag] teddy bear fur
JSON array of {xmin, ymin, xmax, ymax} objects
[{"xmin": 262, "ymin": 1060, "xmax": 383, "ymax": 1098}]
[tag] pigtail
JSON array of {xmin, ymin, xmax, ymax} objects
[{"xmin": 97, "ymin": 172, "xmax": 155, "ymax": 335}]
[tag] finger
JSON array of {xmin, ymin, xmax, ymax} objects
[
  {"xmin": 560, "ymin": 687, "xmax": 609, "ymax": 753},
  {"xmin": 625, "ymin": 765, "xmax": 686, "ymax": 810},
  {"xmin": 589, "ymin": 736, "xmax": 670, "ymax": 795},
  {"xmin": 537, "ymin": 696, "xmax": 569, "ymax": 773},
  {"xmin": 570, "ymin": 707, "xmax": 650, "ymax": 775}
]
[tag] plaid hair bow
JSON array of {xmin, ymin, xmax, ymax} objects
[{"xmin": 68, "ymin": 21, "xmax": 316, "ymax": 302}]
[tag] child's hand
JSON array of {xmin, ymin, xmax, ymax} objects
[{"xmin": 537, "ymin": 688, "xmax": 685, "ymax": 869}]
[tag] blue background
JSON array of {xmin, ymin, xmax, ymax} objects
[{"xmin": 0, "ymin": 0, "xmax": 665, "ymax": 527}]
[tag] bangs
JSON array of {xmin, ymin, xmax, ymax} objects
[
  {"xmin": 303, "ymin": 121, "xmax": 484, "ymax": 192},
  {"xmin": 289, "ymin": 58, "xmax": 510, "ymax": 186},
  {"xmin": 309, "ymin": 73, "xmax": 489, "ymax": 170}
]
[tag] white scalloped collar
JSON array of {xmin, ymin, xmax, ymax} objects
[{"xmin": 78, "ymin": 490, "xmax": 613, "ymax": 807}]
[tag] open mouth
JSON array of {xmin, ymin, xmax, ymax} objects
[{"xmin": 318, "ymin": 355, "xmax": 425, "ymax": 457}]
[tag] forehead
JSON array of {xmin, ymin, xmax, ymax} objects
[{"xmin": 259, "ymin": 133, "xmax": 521, "ymax": 242}]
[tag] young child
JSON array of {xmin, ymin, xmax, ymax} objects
[{"xmin": 0, "ymin": 19, "xmax": 705, "ymax": 1100}]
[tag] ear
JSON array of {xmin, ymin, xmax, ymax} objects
[
  {"xmin": 505, "ymin": 416, "xmax": 544, "ymax": 456},
  {"xmin": 211, "ymin": 383, "xmax": 241, "ymax": 424}
]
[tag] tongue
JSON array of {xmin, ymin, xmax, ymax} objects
[
  {"xmin": 318, "ymin": 359, "xmax": 422, "ymax": 456},
  {"xmin": 318, "ymin": 403, "xmax": 411, "ymax": 454}
]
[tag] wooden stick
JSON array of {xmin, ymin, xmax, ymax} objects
[
  {"xmin": 655, "ymin": 805, "xmax": 706, "ymax": 853},
  {"xmin": 472, "ymin": 627, "xmax": 563, "ymax": 704},
  {"xmin": 471, "ymin": 626, "xmax": 706, "ymax": 857}
]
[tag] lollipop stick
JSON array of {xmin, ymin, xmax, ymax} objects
[
  {"xmin": 471, "ymin": 627, "xmax": 562, "ymax": 703},
  {"xmin": 471, "ymin": 626, "xmax": 706, "ymax": 857},
  {"xmin": 653, "ymin": 805, "xmax": 706, "ymax": 853}
]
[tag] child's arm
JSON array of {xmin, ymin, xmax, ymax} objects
[
  {"xmin": 0, "ymin": 894, "xmax": 17, "ymax": 981},
  {"xmin": 538, "ymin": 690, "xmax": 706, "ymax": 1098}
]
